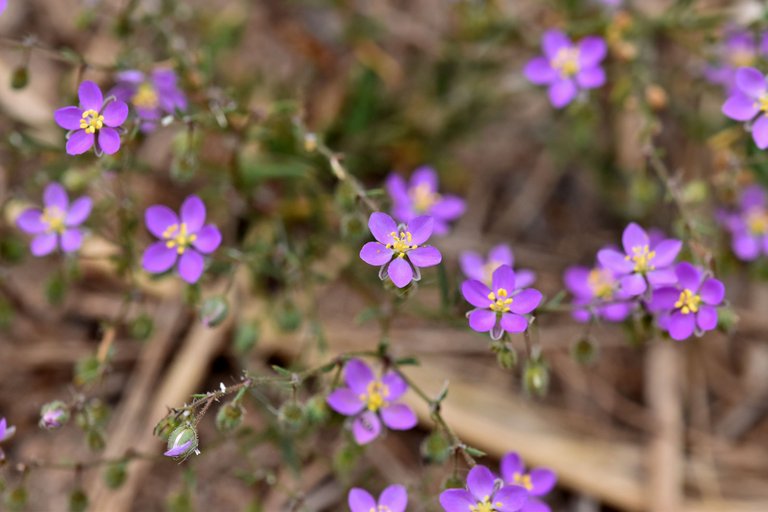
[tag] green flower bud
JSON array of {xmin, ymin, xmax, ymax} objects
[
  {"xmin": 68, "ymin": 489, "xmax": 88, "ymax": 512},
  {"xmin": 304, "ymin": 395, "xmax": 329, "ymax": 424},
  {"xmin": 5, "ymin": 486, "xmax": 27, "ymax": 511},
  {"xmin": 103, "ymin": 463, "xmax": 127, "ymax": 489},
  {"xmin": 40, "ymin": 401, "xmax": 70, "ymax": 430},
  {"xmin": 278, "ymin": 402, "xmax": 304, "ymax": 430},
  {"xmin": 154, "ymin": 414, "xmax": 183, "ymax": 441},
  {"xmin": 571, "ymin": 337, "xmax": 599, "ymax": 365},
  {"xmin": 10, "ymin": 67, "xmax": 29, "ymax": 90},
  {"xmin": 420, "ymin": 431, "xmax": 450, "ymax": 464},
  {"xmin": 86, "ymin": 429, "xmax": 106, "ymax": 452},
  {"xmin": 523, "ymin": 358, "xmax": 550, "ymax": 397},
  {"xmin": 130, "ymin": 314, "xmax": 154, "ymax": 341},
  {"xmin": 165, "ymin": 424, "xmax": 198, "ymax": 461},
  {"xmin": 200, "ymin": 297, "xmax": 229, "ymax": 328},
  {"xmin": 215, "ymin": 402, "xmax": 245, "ymax": 433}
]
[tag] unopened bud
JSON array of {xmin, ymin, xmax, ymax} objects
[
  {"xmin": 199, "ymin": 296, "xmax": 229, "ymax": 328},
  {"xmin": 153, "ymin": 414, "xmax": 182, "ymax": 441},
  {"xmin": 68, "ymin": 489, "xmax": 88, "ymax": 512},
  {"xmin": 215, "ymin": 402, "xmax": 245, "ymax": 433},
  {"xmin": 39, "ymin": 401, "xmax": 70, "ymax": 430},
  {"xmin": 304, "ymin": 133, "xmax": 318, "ymax": 152},
  {"xmin": 10, "ymin": 67, "xmax": 29, "ymax": 90},
  {"xmin": 278, "ymin": 402, "xmax": 304, "ymax": 430},
  {"xmin": 522, "ymin": 358, "xmax": 550, "ymax": 397},
  {"xmin": 164, "ymin": 424, "xmax": 198, "ymax": 461},
  {"xmin": 571, "ymin": 337, "xmax": 599, "ymax": 365}
]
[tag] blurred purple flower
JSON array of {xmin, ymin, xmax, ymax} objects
[
  {"xmin": 705, "ymin": 30, "xmax": 767, "ymax": 92},
  {"xmin": 142, "ymin": 195, "xmax": 222, "ymax": 284},
  {"xmin": 359, "ymin": 212, "xmax": 442, "ymax": 288},
  {"xmin": 460, "ymin": 244, "xmax": 536, "ymax": 288},
  {"xmin": 722, "ymin": 67, "xmax": 768, "ymax": 149},
  {"xmin": 563, "ymin": 264, "xmax": 633, "ymax": 323},
  {"xmin": 164, "ymin": 440, "xmax": 193, "ymax": 458},
  {"xmin": 524, "ymin": 30, "xmax": 607, "ymax": 108},
  {"xmin": 439, "ymin": 465, "xmax": 528, "ymax": 512},
  {"xmin": 54, "ymin": 81, "xmax": 128, "ymax": 156},
  {"xmin": 348, "ymin": 485, "xmax": 407, "ymax": 512},
  {"xmin": 110, "ymin": 68, "xmax": 187, "ymax": 133},
  {"xmin": 597, "ymin": 223, "xmax": 682, "ymax": 297},
  {"xmin": 16, "ymin": 183, "xmax": 92, "ymax": 256},
  {"xmin": 462, "ymin": 265, "xmax": 543, "ymax": 339},
  {"xmin": 0, "ymin": 0, "xmax": 7, "ymax": 15},
  {"xmin": 386, "ymin": 166, "xmax": 465, "ymax": 235},
  {"xmin": 0, "ymin": 417, "xmax": 16, "ymax": 443},
  {"xmin": 648, "ymin": 262, "xmax": 725, "ymax": 341},
  {"xmin": 719, "ymin": 185, "xmax": 768, "ymax": 260},
  {"xmin": 326, "ymin": 359, "xmax": 417, "ymax": 445},
  {"xmin": 500, "ymin": 452, "xmax": 557, "ymax": 512}
]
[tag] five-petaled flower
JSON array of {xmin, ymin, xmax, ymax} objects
[
  {"xmin": 597, "ymin": 223, "xmax": 682, "ymax": 297},
  {"xmin": 386, "ymin": 166, "xmax": 465, "ymax": 235},
  {"xmin": 439, "ymin": 465, "xmax": 528, "ymax": 512},
  {"xmin": 359, "ymin": 212, "xmax": 442, "ymax": 288},
  {"xmin": 0, "ymin": 417, "xmax": 16, "ymax": 443},
  {"xmin": 648, "ymin": 262, "xmax": 725, "ymax": 341},
  {"xmin": 722, "ymin": 67, "xmax": 768, "ymax": 149},
  {"xmin": 462, "ymin": 265, "xmax": 543, "ymax": 339},
  {"xmin": 524, "ymin": 30, "xmax": 607, "ymax": 108},
  {"xmin": 142, "ymin": 195, "xmax": 222, "ymax": 284},
  {"xmin": 500, "ymin": 452, "xmax": 557, "ymax": 512},
  {"xmin": 563, "ymin": 264, "xmax": 633, "ymax": 323},
  {"xmin": 348, "ymin": 484, "xmax": 407, "ymax": 512},
  {"xmin": 718, "ymin": 185, "xmax": 768, "ymax": 260},
  {"xmin": 54, "ymin": 81, "xmax": 128, "ymax": 156},
  {"xmin": 16, "ymin": 183, "xmax": 92, "ymax": 256},
  {"xmin": 111, "ymin": 68, "xmax": 187, "ymax": 133},
  {"xmin": 460, "ymin": 244, "xmax": 536, "ymax": 289},
  {"xmin": 326, "ymin": 359, "xmax": 418, "ymax": 445}
]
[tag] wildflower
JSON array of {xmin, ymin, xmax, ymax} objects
[
  {"xmin": 386, "ymin": 166, "xmax": 465, "ymax": 235},
  {"xmin": 348, "ymin": 485, "xmax": 407, "ymax": 512},
  {"xmin": 359, "ymin": 212, "xmax": 442, "ymax": 288},
  {"xmin": 563, "ymin": 264, "xmax": 633, "ymax": 323},
  {"xmin": 721, "ymin": 67, "xmax": 768, "ymax": 149},
  {"xmin": 15, "ymin": 183, "xmax": 92, "ymax": 256},
  {"xmin": 500, "ymin": 452, "xmax": 557, "ymax": 512},
  {"xmin": 142, "ymin": 195, "xmax": 222, "ymax": 284},
  {"xmin": 326, "ymin": 359, "xmax": 417, "ymax": 445},
  {"xmin": 164, "ymin": 423, "xmax": 198, "ymax": 461},
  {"xmin": 462, "ymin": 265, "xmax": 542, "ymax": 339},
  {"xmin": 54, "ymin": 80, "xmax": 128, "ymax": 156},
  {"xmin": 39, "ymin": 401, "xmax": 70, "ymax": 430},
  {"xmin": 110, "ymin": 68, "xmax": 187, "ymax": 132},
  {"xmin": 460, "ymin": 244, "xmax": 536, "ymax": 288},
  {"xmin": 524, "ymin": 30, "xmax": 607, "ymax": 108},
  {"xmin": 705, "ymin": 30, "xmax": 768, "ymax": 92},
  {"xmin": 0, "ymin": 0, "xmax": 6, "ymax": 15},
  {"xmin": 597, "ymin": 223, "xmax": 682, "ymax": 296},
  {"xmin": 439, "ymin": 465, "xmax": 528, "ymax": 512},
  {"xmin": 719, "ymin": 185, "xmax": 768, "ymax": 260},
  {"xmin": 648, "ymin": 262, "xmax": 725, "ymax": 341},
  {"xmin": 0, "ymin": 417, "xmax": 16, "ymax": 442}
]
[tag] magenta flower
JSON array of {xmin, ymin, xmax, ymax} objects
[
  {"xmin": 719, "ymin": 185, "xmax": 768, "ymax": 260},
  {"xmin": 0, "ymin": 417, "xmax": 16, "ymax": 443},
  {"xmin": 648, "ymin": 262, "xmax": 725, "ymax": 341},
  {"xmin": 596, "ymin": 223, "xmax": 682, "ymax": 297},
  {"xmin": 563, "ymin": 264, "xmax": 633, "ymax": 323},
  {"xmin": 16, "ymin": 183, "xmax": 92, "ymax": 256},
  {"xmin": 524, "ymin": 30, "xmax": 607, "ymax": 108},
  {"xmin": 460, "ymin": 244, "xmax": 536, "ymax": 288},
  {"xmin": 359, "ymin": 212, "xmax": 442, "ymax": 288},
  {"xmin": 500, "ymin": 452, "xmax": 556, "ymax": 512},
  {"xmin": 54, "ymin": 81, "xmax": 128, "ymax": 156},
  {"xmin": 0, "ymin": 0, "xmax": 7, "ymax": 15},
  {"xmin": 348, "ymin": 485, "xmax": 407, "ymax": 512},
  {"xmin": 462, "ymin": 265, "xmax": 543, "ymax": 339},
  {"xmin": 142, "ymin": 195, "xmax": 222, "ymax": 284},
  {"xmin": 326, "ymin": 359, "xmax": 417, "ymax": 445},
  {"xmin": 721, "ymin": 67, "xmax": 768, "ymax": 149},
  {"xmin": 439, "ymin": 465, "xmax": 528, "ymax": 512},
  {"xmin": 386, "ymin": 166, "xmax": 465, "ymax": 235},
  {"xmin": 705, "ymin": 31, "xmax": 766, "ymax": 92},
  {"xmin": 110, "ymin": 68, "xmax": 187, "ymax": 133}
]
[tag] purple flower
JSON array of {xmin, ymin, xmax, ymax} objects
[
  {"xmin": 648, "ymin": 262, "xmax": 725, "ymax": 341},
  {"xmin": 39, "ymin": 401, "xmax": 69, "ymax": 430},
  {"xmin": 721, "ymin": 67, "xmax": 768, "ymax": 149},
  {"xmin": 359, "ymin": 212, "xmax": 442, "ymax": 288},
  {"xmin": 500, "ymin": 452, "xmax": 556, "ymax": 512},
  {"xmin": 0, "ymin": 417, "xmax": 16, "ymax": 443},
  {"xmin": 142, "ymin": 195, "xmax": 222, "ymax": 284},
  {"xmin": 0, "ymin": 0, "xmax": 7, "ymax": 15},
  {"xmin": 524, "ymin": 30, "xmax": 607, "ymax": 108},
  {"xmin": 597, "ymin": 223, "xmax": 682, "ymax": 297},
  {"xmin": 439, "ymin": 465, "xmax": 528, "ymax": 512},
  {"xmin": 719, "ymin": 185, "xmax": 768, "ymax": 260},
  {"xmin": 460, "ymin": 244, "xmax": 536, "ymax": 288},
  {"xmin": 326, "ymin": 359, "xmax": 418, "ymax": 445},
  {"xmin": 16, "ymin": 183, "xmax": 92, "ymax": 256},
  {"xmin": 386, "ymin": 166, "xmax": 465, "ymax": 235},
  {"xmin": 462, "ymin": 265, "xmax": 543, "ymax": 339},
  {"xmin": 110, "ymin": 68, "xmax": 187, "ymax": 133},
  {"xmin": 563, "ymin": 264, "xmax": 633, "ymax": 323},
  {"xmin": 348, "ymin": 485, "xmax": 407, "ymax": 512},
  {"xmin": 54, "ymin": 81, "xmax": 128, "ymax": 156}
]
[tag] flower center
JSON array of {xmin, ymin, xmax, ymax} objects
[
  {"xmin": 746, "ymin": 209, "xmax": 768, "ymax": 235},
  {"xmin": 385, "ymin": 231, "xmax": 416, "ymax": 256},
  {"xmin": 512, "ymin": 472, "xmax": 533, "ymax": 491},
  {"xmin": 410, "ymin": 183, "xmax": 441, "ymax": 213},
  {"xmin": 730, "ymin": 49, "xmax": 755, "ymax": 68},
  {"xmin": 163, "ymin": 223, "xmax": 198, "ymax": 255},
  {"xmin": 41, "ymin": 206, "xmax": 66, "ymax": 234},
  {"xmin": 551, "ymin": 47, "xmax": 580, "ymax": 77},
  {"xmin": 368, "ymin": 506, "xmax": 391, "ymax": 512},
  {"xmin": 80, "ymin": 109, "xmax": 104, "ymax": 134},
  {"xmin": 488, "ymin": 288, "xmax": 513, "ymax": 313},
  {"xmin": 470, "ymin": 497, "xmax": 502, "ymax": 512},
  {"xmin": 625, "ymin": 245, "xmax": 656, "ymax": 273},
  {"xmin": 588, "ymin": 268, "xmax": 614, "ymax": 299},
  {"xmin": 359, "ymin": 380, "xmax": 389, "ymax": 412},
  {"xmin": 675, "ymin": 289, "xmax": 701, "ymax": 315},
  {"xmin": 482, "ymin": 260, "xmax": 503, "ymax": 285},
  {"xmin": 133, "ymin": 83, "xmax": 159, "ymax": 110}
]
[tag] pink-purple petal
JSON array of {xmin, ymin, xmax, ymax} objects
[
  {"xmin": 432, "ymin": 195, "xmax": 465, "ymax": 221},
  {"xmin": 380, "ymin": 403, "xmax": 418, "ymax": 430},
  {"xmin": 360, "ymin": 242, "xmax": 393, "ymax": 266},
  {"xmin": 462, "ymin": 280, "xmax": 493, "ymax": 308},
  {"xmin": 191, "ymin": 225, "xmax": 222, "ymax": 254},
  {"xmin": 369, "ymin": 212, "xmax": 398, "ymax": 244},
  {"xmin": 348, "ymin": 488, "xmax": 376, "ymax": 512},
  {"xmin": 500, "ymin": 452, "xmax": 525, "ymax": 483},
  {"xmin": 352, "ymin": 410, "xmax": 381, "ymax": 444},
  {"xmin": 460, "ymin": 252, "xmax": 485, "ymax": 281},
  {"xmin": 529, "ymin": 468, "xmax": 557, "ymax": 496},
  {"xmin": 620, "ymin": 273, "xmax": 647, "ymax": 296},
  {"xmin": 578, "ymin": 37, "xmax": 607, "ymax": 67},
  {"xmin": 509, "ymin": 288, "xmax": 542, "ymax": 314},
  {"xmin": 648, "ymin": 287, "xmax": 680, "ymax": 313},
  {"xmin": 733, "ymin": 232, "xmax": 760, "ymax": 260},
  {"xmin": 344, "ymin": 359, "xmax": 374, "ymax": 395},
  {"xmin": 145, "ymin": 205, "xmax": 179, "ymax": 238},
  {"xmin": 102, "ymin": 100, "xmax": 128, "ymax": 127},
  {"xmin": 408, "ymin": 215, "xmax": 434, "ymax": 245},
  {"xmin": 542, "ymin": 30, "xmax": 571, "ymax": 59},
  {"xmin": 469, "ymin": 309, "xmax": 496, "ymax": 332},
  {"xmin": 181, "ymin": 195, "xmax": 206, "ymax": 232},
  {"xmin": 700, "ymin": 278, "xmax": 725, "ymax": 305},
  {"xmin": 326, "ymin": 388, "xmax": 364, "ymax": 416},
  {"xmin": 410, "ymin": 166, "xmax": 438, "ymax": 190},
  {"xmin": 142, "ymin": 242, "xmax": 178, "ymax": 273},
  {"xmin": 66, "ymin": 130, "xmax": 95, "ymax": 155},
  {"xmin": 54, "ymin": 106, "xmax": 84, "ymax": 130},
  {"xmin": 522, "ymin": 498, "xmax": 551, "ymax": 512},
  {"xmin": 524, "ymin": 57, "xmax": 557, "ymax": 85},
  {"xmin": 66, "ymin": 197, "xmax": 92, "ymax": 226},
  {"xmin": 735, "ymin": 67, "xmax": 767, "ymax": 98},
  {"xmin": 381, "ymin": 371, "xmax": 407, "ymax": 401},
  {"xmin": 178, "ymin": 249, "xmax": 205, "ymax": 283},
  {"xmin": 652, "ymin": 239, "xmax": 682, "ymax": 266},
  {"xmin": 44, "ymin": 183, "xmax": 69, "ymax": 210},
  {"xmin": 97, "ymin": 127, "xmax": 121, "ymax": 155},
  {"xmin": 492, "ymin": 265, "xmax": 516, "ymax": 293},
  {"xmin": 16, "ymin": 209, "xmax": 46, "ymax": 234},
  {"xmin": 378, "ymin": 484, "xmax": 408, "ymax": 512},
  {"xmin": 622, "ymin": 223, "xmax": 649, "ymax": 253},
  {"xmin": 501, "ymin": 313, "xmax": 528, "ymax": 333},
  {"xmin": 78, "ymin": 80, "xmax": 103, "ymax": 111},
  {"xmin": 675, "ymin": 262, "xmax": 701, "ymax": 291},
  {"xmin": 439, "ymin": 489, "xmax": 476, "ymax": 512},
  {"xmin": 668, "ymin": 312, "xmax": 695, "ymax": 341},
  {"xmin": 597, "ymin": 248, "xmax": 634, "ymax": 274},
  {"xmin": 696, "ymin": 305, "xmax": 718, "ymax": 331},
  {"xmin": 576, "ymin": 67, "xmax": 606, "ymax": 89},
  {"xmin": 548, "ymin": 80, "xmax": 577, "ymax": 108},
  {"xmin": 722, "ymin": 92, "xmax": 760, "ymax": 121},
  {"xmin": 489, "ymin": 244, "xmax": 513, "ymax": 266},
  {"xmin": 387, "ymin": 257, "xmax": 414, "ymax": 288},
  {"xmin": 164, "ymin": 440, "xmax": 192, "ymax": 458},
  {"xmin": 408, "ymin": 246, "xmax": 441, "ymax": 268},
  {"xmin": 31, "ymin": 233, "xmax": 57, "ymax": 256},
  {"xmin": 516, "ymin": 269, "xmax": 537, "ymax": 289},
  {"xmin": 466, "ymin": 465, "xmax": 496, "ymax": 500},
  {"xmin": 495, "ymin": 485, "xmax": 530, "ymax": 512},
  {"xmin": 752, "ymin": 115, "xmax": 768, "ymax": 149},
  {"xmin": 60, "ymin": 229, "xmax": 83, "ymax": 253}
]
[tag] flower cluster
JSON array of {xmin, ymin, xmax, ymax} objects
[
  {"xmin": 439, "ymin": 465, "xmax": 529, "ymax": 512},
  {"xmin": 705, "ymin": 29, "xmax": 768, "ymax": 92}
]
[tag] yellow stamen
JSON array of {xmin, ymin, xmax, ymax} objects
[
  {"xmin": 675, "ymin": 289, "xmax": 701, "ymax": 315},
  {"xmin": 756, "ymin": 94, "xmax": 768, "ymax": 113},
  {"xmin": 470, "ymin": 497, "xmax": 502, "ymax": 512},
  {"xmin": 133, "ymin": 83, "xmax": 159, "ymax": 110},
  {"xmin": 588, "ymin": 268, "xmax": 614, "ymax": 299},
  {"xmin": 488, "ymin": 288, "xmax": 514, "ymax": 313},
  {"xmin": 359, "ymin": 380, "xmax": 390, "ymax": 412},
  {"xmin": 385, "ymin": 231, "xmax": 416, "ymax": 254},
  {"xmin": 551, "ymin": 47, "xmax": 580, "ymax": 77},
  {"xmin": 79, "ymin": 109, "xmax": 104, "ymax": 134},
  {"xmin": 41, "ymin": 206, "xmax": 66, "ymax": 234},
  {"xmin": 624, "ymin": 244, "xmax": 656, "ymax": 273},
  {"xmin": 730, "ymin": 49, "xmax": 755, "ymax": 68},
  {"xmin": 746, "ymin": 209, "xmax": 768, "ymax": 235},
  {"xmin": 162, "ymin": 222, "xmax": 198, "ymax": 255},
  {"xmin": 513, "ymin": 472, "xmax": 533, "ymax": 491},
  {"xmin": 410, "ymin": 183, "xmax": 441, "ymax": 213}
]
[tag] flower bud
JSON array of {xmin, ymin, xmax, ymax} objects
[
  {"xmin": 39, "ymin": 401, "xmax": 70, "ymax": 430},
  {"xmin": 153, "ymin": 414, "xmax": 182, "ymax": 441},
  {"xmin": 164, "ymin": 424, "xmax": 198, "ymax": 461},
  {"xmin": 5, "ymin": 486, "xmax": 27, "ymax": 511},
  {"xmin": 200, "ymin": 296, "xmax": 229, "ymax": 328},
  {"xmin": 68, "ymin": 489, "xmax": 88, "ymax": 512},
  {"xmin": 304, "ymin": 395, "xmax": 329, "ymax": 424},
  {"xmin": 278, "ymin": 402, "xmax": 304, "ymax": 431},
  {"xmin": 86, "ymin": 429, "xmax": 106, "ymax": 452},
  {"xmin": 420, "ymin": 431, "xmax": 450, "ymax": 464},
  {"xmin": 522, "ymin": 358, "xmax": 550, "ymax": 397},
  {"xmin": 571, "ymin": 337, "xmax": 599, "ymax": 365},
  {"xmin": 104, "ymin": 463, "xmax": 127, "ymax": 489},
  {"xmin": 130, "ymin": 313, "xmax": 154, "ymax": 341},
  {"xmin": 10, "ymin": 66, "xmax": 29, "ymax": 90},
  {"xmin": 215, "ymin": 402, "xmax": 245, "ymax": 433}
]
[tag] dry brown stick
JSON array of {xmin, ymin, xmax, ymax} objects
[{"xmin": 645, "ymin": 340, "xmax": 684, "ymax": 512}]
